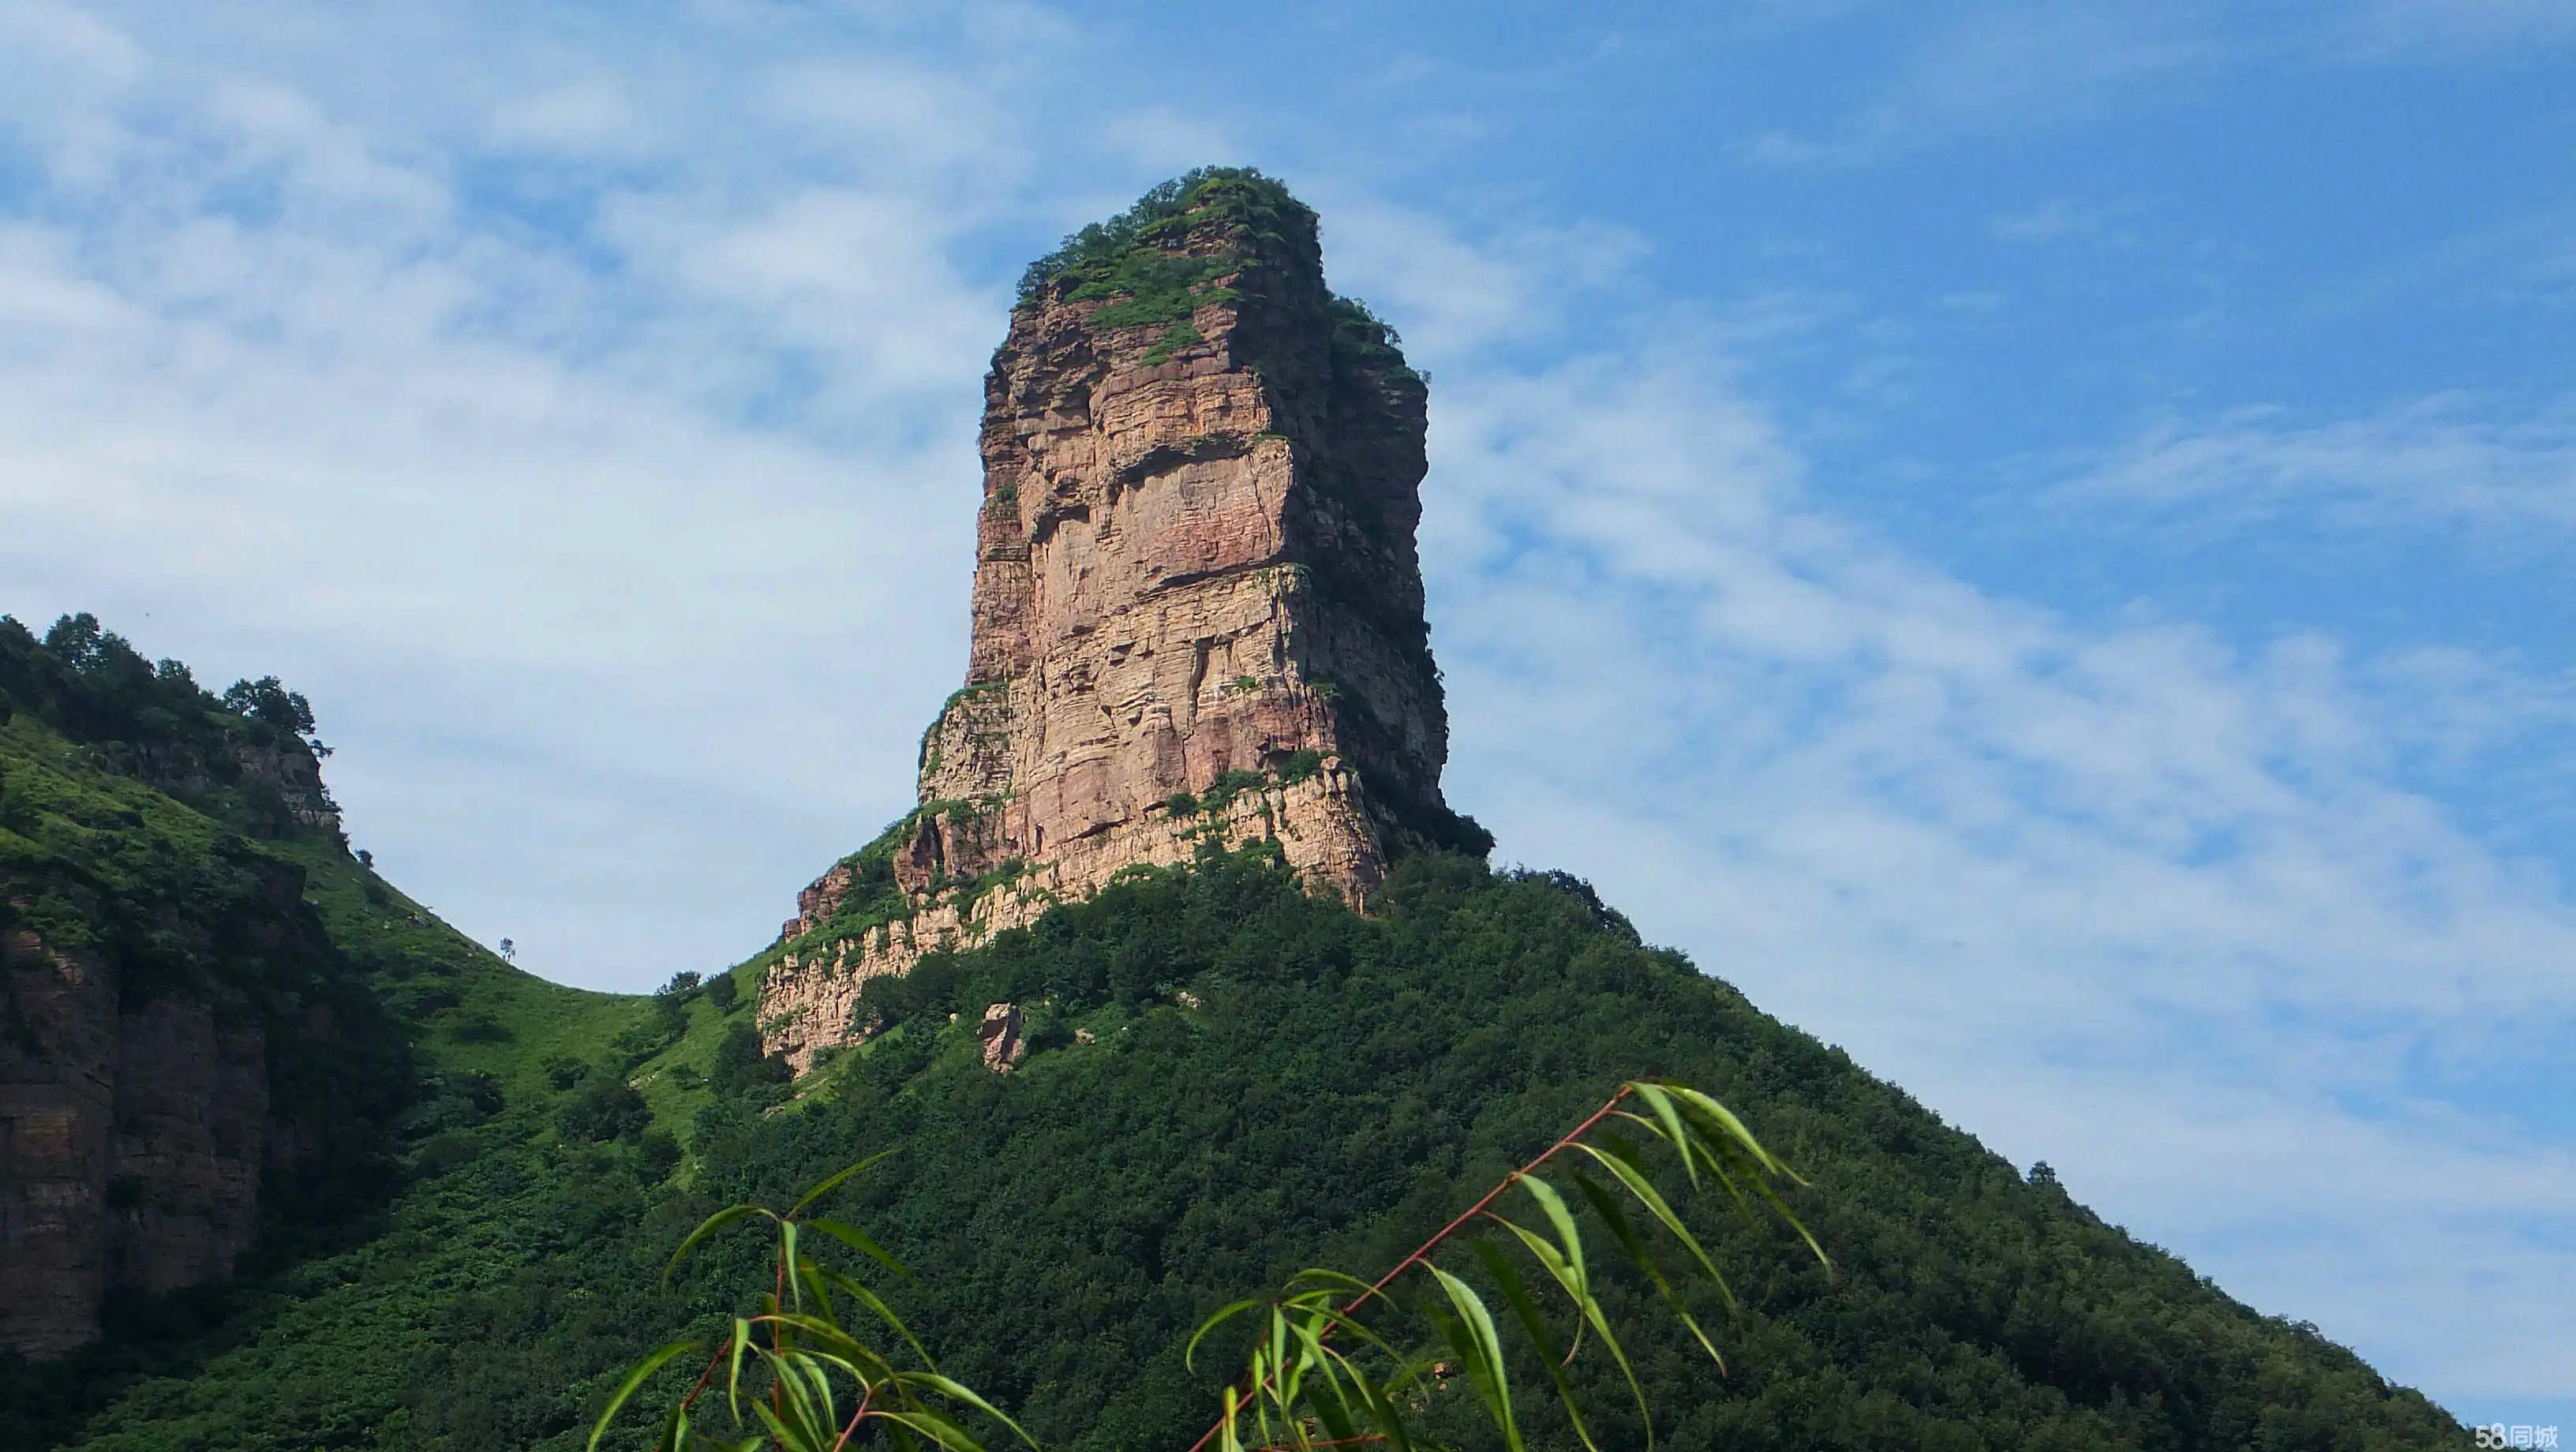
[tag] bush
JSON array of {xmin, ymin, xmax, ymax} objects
[
  {"xmin": 710, "ymin": 1024, "xmax": 792, "ymax": 1099},
  {"xmin": 637, "ymin": 1130, "xmax": 681, "ymax": 1183},
  {"xmin": 1197, "ymin": 769, "xmax": 1268, "ymax": 814},
  {"xmin": 555, "ymin": 1075, "xmax": 650, "ymax": 1143}
]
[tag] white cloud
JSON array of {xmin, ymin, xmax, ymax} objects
[
  {"xmin": 488, "ymin": 80, "xmax": 653, "ymax": 159},
  {"xmin": 2059, "ymin": 395, "xmax": 2576, "ymax": 540},
  {"xmin": 0, "ymin": 3, "xmax": 993, "ymax": 986}
]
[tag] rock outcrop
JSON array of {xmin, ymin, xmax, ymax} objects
[
  {"xmin": 762, "ymin": 171, "xmax": 1484, "ymax": 1069},
  {"xmin": 976, "ymin": 1003, "xmax": 1026, "ymax": 1072},
  {"xmin": 1, "ymin": 928, "xmax": 280, "ymax": 1356}
]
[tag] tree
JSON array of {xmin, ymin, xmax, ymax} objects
[
  {"xmin": 42, "ymin": 612, "xmax": 105, "ymax": 671},
  {"xmin": 221, "ymin": 674, "xmax": 317, "ymax": 736}
]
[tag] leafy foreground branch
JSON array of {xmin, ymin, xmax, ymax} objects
[
  {"xmin": 587, "ymin": 1148, "xmax": 1033, "ymax": 1452},
  {"xmin": 592, "ymin": 1080, "xmax": 1824, "ymax": 1452}
]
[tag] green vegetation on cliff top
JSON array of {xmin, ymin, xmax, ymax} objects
[{"xmin": 1013, "ymin": 167, "xmax": 1420, "ymax": 388}]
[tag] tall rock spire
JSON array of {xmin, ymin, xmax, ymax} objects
[{"xmin": 760, "ymin": 170, "xmax": 1484, "ymax": 1069}]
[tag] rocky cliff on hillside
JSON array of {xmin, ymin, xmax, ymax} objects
[
  {"xmin": 0, "ymin": 616, "xmax": 402, "ymax": 1358},
  {"xmin": 762, "ymin": 170, "xmax": 1485, "ymax": 1069},
  {"xmin": 0, "ymin": 829, "xmax": 379, "ymax": 1359},
  {"xmin": 0, "ymin": 924, "xmax": 280, "ymax": 1356}
]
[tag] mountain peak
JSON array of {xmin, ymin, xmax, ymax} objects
[{"xmin": 759, "ymin": 171, "xmax": 1483, "ymax": 1069}]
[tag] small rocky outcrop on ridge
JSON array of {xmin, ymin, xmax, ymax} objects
[{"xmin": 761, "ymin": 170, "xmax": 1486, "ymax": 1070}]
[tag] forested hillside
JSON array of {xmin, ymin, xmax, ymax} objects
[
  {"xmin": 0, "ymin": 615, "xmax": 733, "ymax": 1443},
  {"xmin": 0, "ymin": 617, "xmax": 2456, "ymax": 1450}
]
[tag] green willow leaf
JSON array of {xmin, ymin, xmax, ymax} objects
[
  {"xmin": 781, "ymin": 1220, "xmax": 804, "ymax": 1310},
  {"xmin": 874, "ymin": 1407, "xmax": 991, "ymax": 1452},
  {"xmin": 748, "ymin": 1397, "xmax": 803, "ymax": 1451},
  {"xmin": 664, "ymin": 1205, "xmax": 771, "ymax": 1285},
  {"xmin": 1472, "ymin": 1240, "xmax": 1603, "ymax": 1452},
  {"xmin": 585, "ymin": 1338, "xmax": 702, "ymax": 1452},
  {"xmin": 893, "ymin": 1370, "xmax": 1041, "ymax": 1448},
  {"xmin": 1570, "ymin": 1169, "xmax": 1728, "ymax": 1371},
  {"xmin": 1319, "ymin": 1342, "xmax": 1417, "ymax": 1452},
  {"xmin": 728, "ymin": 1316, "xmax": 752, "ymax": 1420},
  {"xmin": 1487, "ymin": 1210, "xmax": 1650, "ymax": 1442},
  {"xmin": 1185, "ymin": 1297, "xmax": 1266, "ymax": 1372},
  {"xmin": 1521, "ymin": 1177, "xmax": 1589, "ymax": 1297},
  {"xmin": 1657, "ymin": 1082, "xmax": 1790, "ymax": 1175},
  {"xmin": 784, "ymin": 1149, "xmax": 899, "ymax": 1222},
  {"xmin": 1627, "ymin": 1083, "xmax": 1702, "ymax": 1190},
  {"xmin": 826, "ymin": 1268, "xmax": 933, "ymax": 1366},
  {"xmin": 1286, "ymin": 1318, "xmax": 1362, "ymax": 1446},
  {"xmin": 804, "ymin": 1218, "xmax": 914, "ymax": 1283},
  {"xmin": 1575, "ymin": 1140, "xmax": 1735, "ymax": 1311},
  {"xmin": 657, "ymin": 1398, "xmax": 688, "ymax": 1451},
  {"xmin": 1428, "ymin": 1263, "xmax": 1524, "ymax": 1452}
]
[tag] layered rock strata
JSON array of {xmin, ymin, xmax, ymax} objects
[{"xmin": 761, "ymin": 174, "xmax": 1479, "ymax": 1070}]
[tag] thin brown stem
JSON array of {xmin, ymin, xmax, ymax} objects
[
  {"xmin": 657, "ymin": 1340, "xmax": 734, "ymax": 1451},
  {"xmin": 1179, "ymin": 1083, "xmax": 1638, "ymax": 1452},
  {"xmin": 826, "ymin": 1382, "xmax": 878, "ymax": 1452}
]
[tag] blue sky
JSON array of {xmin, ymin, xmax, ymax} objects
[{"xmin": 2, "ymin": 0, "xmax": 2570, "ymax": 1431}]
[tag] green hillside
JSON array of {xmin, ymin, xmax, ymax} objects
[
  {"xmin": 0, "ymin": 615, "xmax": 746, "ymax": 1445},
  {"xmin": 2, "ymin": 619, "xmax": 2458, "ymax": 1450}
]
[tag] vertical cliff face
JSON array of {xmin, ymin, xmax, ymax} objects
[
  {"xmin": 0, "ymin": 847, "xmax": 358, "ymax": 1359},
  {"xmin": 0, "ymin": 930, "xmax": 275, "ymax": 1357},
  {"xmin": 762, "ymin": 171, "xmax": 1485, "ymax": 1068}
]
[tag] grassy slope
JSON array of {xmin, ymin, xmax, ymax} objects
[
  {"xmin": 278, "ymin": 834, "xmax": 652, "ymax": 1096},
  {"xmin": 1, "ymin": 679, "xmax": 771, "ymax": 1132}
]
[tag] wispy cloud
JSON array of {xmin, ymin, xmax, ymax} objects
[
  {"xmin": 1747, "ymin": 5, "xmax": 2223, "ymax": 167},
  {"xmin": 2332, "ymin": 0, "xmax": 2576, "ymax": 60},
  {"xmin": 486, "ymin": 80, "xmax": 653, "ymax": 159},
  {"xmin": 1744, "ymin": 0, "xmax": 2573, "ymax": 170},
  {"xmin": 1391, "ymin": 307, "xmax": 2576, "ymax": 1407},
  {"xmin": 1988, "ymin": 195, "xmax": 2147, "ymax": 245},
  {"xmin": 2057, "ymin": 395, "xmax": 2576, "ymax": 541}
]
